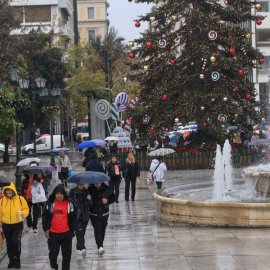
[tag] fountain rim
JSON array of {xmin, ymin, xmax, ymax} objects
[{"xmin": 154, "ymin": 186, "xmax": 270, "ymax": 208}]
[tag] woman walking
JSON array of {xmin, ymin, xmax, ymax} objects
[
  {"xmin": 0, "ymin": 183, "xmax": 29, "ymax": 269},
  {"xmin": 69, "ymin": 183, "xmax": 92, "ymax": 257},
  {"xmin": 58, "ymin": 151, "xmax": 72, "ymax": 187},
  {"xmin": 88, "ymin": 183, "xmax": 115, "ymax": 255},
  {"xmin": 149, "ymin": 157, "xmax": 167, "ymax": 189},
  {"xmin": 106, "ymin": 155, "xmax": 121, "ymax": 203},
  {"xmin": 42, "ymin": 185, "xmax": 77, "ymax": 270},
  {"xmin": 122, "ymin": 152, "xmax": 140, "ymax": 202}
]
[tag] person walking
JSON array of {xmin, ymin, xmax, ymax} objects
[
  {"xmin": 88, "ymin": 183, "xmax": 115, "ymax": 255},
  {"xmin": 122, "ymin": 152, "xmax": 140, "ymax": 202},
  {"xmin": 0, "ymin": 183, "xmax": 29, "ymax": 269},
  {"xmin": 149, "ymin": 157, "xmax": 167, "ymax": 189},
  {"xmin": 85, "ymin": 152, "xmax": 104, "ymax": 173},
  {"xmin": 57, "ymin": 151, "xmax": 72, "ymax": 187},
  {"xmin": 106, "ymin": 155, "xmax": 121, "ymax": 203},
  {"xmin": 42, "ymin": 185, "xmax": 77, "ymax": 270},
  {"xmin": 69, "ymin": 184, "xmax": 92, "ymax": 257}
]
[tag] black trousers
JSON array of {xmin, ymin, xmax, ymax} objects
[
  {"xmin": 48, "ymin": 231, "xmax": 73, "ymax": 270},
  {"xmin": 125, "ymin": 177, "xmax": 136, "ymax": 201},
  {"xmin": 156, "ymin": 181, "xmax": 162, "ymax": 190},
  {"xmin": 75, "ymin": 220, "xmax": 88, "ymax": 251},
  {"xmin": 109, "ymin": 178, "xmax": 121, "ymax": 201},
  {"xmin": 90, "ymin": 215, "xmax": 109, "ymax": 249},
  {"xmin": 2, "ymin": 222, "xmax": 23, "ymax": 263},
  {"xmin": 26, "ymin": 201, "xmax": 33, "ymax": 228},
  {"xmin": 32, "ymin": 202, "xmax": 44, "ymax": 230}
]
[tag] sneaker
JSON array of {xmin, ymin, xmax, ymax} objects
[
  {"xmin": 33, "ymin": 229, "xmax": 38, "ymax": 233},
  {"xmin": 81, "ymin": 249, "xmax": 86, "ymax": 257},
  {"xmin": 76, "ymin": 250, "xmax": 81, "ymax": 255},
  {"xmin": 98, "ymin": 247, "xmax": 105, "ymax": 256}
]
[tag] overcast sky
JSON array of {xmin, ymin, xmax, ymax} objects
[{"xmin": 108, "ymin": 0, "xmax": 152, "ymax": 42}]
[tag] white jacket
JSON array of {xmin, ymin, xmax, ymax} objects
[{"xmin": 150, "ymin": 159, "xmax": 167, "ymax": 182}]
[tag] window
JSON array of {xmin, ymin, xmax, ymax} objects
[
  {"xmin": 36, "ymin": 138, "xmax": 46, "ymax": 145},
  {"xmin": 25, "ymin": 6, "xmax": 51, "ymax": 23},
  {"xmin": 88, "ymin": 30, "xmax": 96, "ymax": 42},
  {"xmin": 257, "ymin": 2, "xmax": 269, "ymax": 12},
  {"xmin": 12, "ymin": 7, "xmax": 23, "ymax": 23},
  {"xmin": 257, "ymin": 30, "xmax": 270, "ymax": 46},
  {"xmin": 87, "ymin": 7, "xmax": 94, "ymax": 19}
]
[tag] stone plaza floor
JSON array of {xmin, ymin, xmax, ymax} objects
[{"xmin": 1, "ymin": 155, "xmax": 270, "ymax": 269}]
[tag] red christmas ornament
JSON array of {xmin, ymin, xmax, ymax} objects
[
  {"xmin": 146, "ymin": 41, "xmax": 153, "ymax": 48},
  {"xmin": 170, "ymin": 59, "xmax": 176, "ymax": 65},
  {"xmin": 256, "ymin": 18, "xmax": 262, "ymax": 25},
  {"xmin": 238, "ymin": 69, "xmax": 245, "ymax": 75},
  {"xmin": 229, "ymin": 48, "xmax": 236, "ymax": 55},
  {"xmin": 162, "ymin": 94, "xmax": 168, "ymax": 101},
  {"xmin": 135, "ymin": 21, "xmax": 141, "ymax": 27},
  {"xmin": 232, "ymin": 87, "xmax": 238, "ymax": 93},
  {"xmin": 129, "ymin": 52, "xmax": 135, "ymax": 59},
  {"xmin": 258, "ymin": 58, "xmax": 265, "ymax": 64},
  {"xmin": 246, "ymin": 93, "xmax": 251, "ymax": 100},
  {"xmin": 153, "ymin": 23, "xmax": 159, "ymax": 29},
  {"xmin": 203, "ymin": 122, "xmax": 209, "ymax": 127}
]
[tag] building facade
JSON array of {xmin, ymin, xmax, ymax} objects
[
  {"xmin": 77, "ymin": 0, "xmax": 109, "ymax": 43},
  {"xmin": 9, "ymin": 0, "xmax": 74, "ymax": 46}
]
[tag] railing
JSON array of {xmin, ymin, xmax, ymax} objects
[{"xmin": 109, "ymin": 148, "xmax": 255, "ymax": 171}]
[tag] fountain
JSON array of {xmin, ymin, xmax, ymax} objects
[{"xmin": 154, "ymin": 140, "xmax": 270, "ymax": 227}]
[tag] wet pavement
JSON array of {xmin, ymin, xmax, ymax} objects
[{"xmin": 1, "ymin": 155, "xmax": 270, "ymax": 269}]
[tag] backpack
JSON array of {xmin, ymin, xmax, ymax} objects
[{"xmin": 31, "ymin": 182, "xmax": 47, "ymax": 203}]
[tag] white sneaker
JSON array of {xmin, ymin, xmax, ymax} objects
[
  {"xmin": 33, "ymin": 229, "xmax": 38, "ymax": 233},
  {"xmin": 81, "ymin": 249, "xmax": 86, "ymax": 257},
  {"xmin": 76, "ymin": 250, "xmax": 81, "ymax": 255},
  {"xmin": 98, "ymin": 247, "xmax": 105, "ymax": 256}
]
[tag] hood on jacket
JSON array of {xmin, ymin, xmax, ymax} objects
[
  {"xmin": 49, "ymin": 184, "xmax": 68, "ymax": 201},
  {"xmin": 151, "ymin": 159, "xmax": 160, "ymax": 165},
  {"xmin": 3, "ymin": 182, "xmax": 17, "ymax": 197}
]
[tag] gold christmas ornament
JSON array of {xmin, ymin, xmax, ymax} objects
[
  {"xmin": 200, "ymin": 105, "xmax": 205, "ymax": 111},
  {"xmin": 255, "ymin": 3, "xmax": 262, "ymax": 10},
  {"xmin": 200, "ymin": 74, "xmax": 205, "ymax": 79},
  {"xmin": 245, "ymin": 32, "xmax": 251, "ymax": 39},
  {"xmin": 128, "ymin": 41, "xmax": 134, "ymax": 48},
  {"xmin": 223, "ymin": 96, "xmax": 228, "ymax": 102},
  {"xmin": 143, "ymin": 65, "xmax": 149, "ymax": 71},
  {"xmin": 210, "ymin": 55, "xmax": 216, "ymax": 63},
  {"xmin": 171, "ymin": 15, "xmax": 177, "ymax": 21},
  {"xmin": 150, "ymin": 16, "xmax": 156, "ymax": 22},
  {"xmin": 211, "ymin": 98, "xmax": 215, "ymax": 102}
]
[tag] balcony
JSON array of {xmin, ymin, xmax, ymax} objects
[{"xmin": 58, "ymin": 0, "xmax": 73, "ymax": 16}]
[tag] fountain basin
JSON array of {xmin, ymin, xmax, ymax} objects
[{"xmin": 154, "ymin": 183, "xmax": 270, "ymax": 227}]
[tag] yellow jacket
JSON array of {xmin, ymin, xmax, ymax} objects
[{"xmin": 0, "ymin": 183, "xmax": 29, "ymax": 224}]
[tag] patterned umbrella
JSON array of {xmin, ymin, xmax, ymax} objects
[{"xmin": 148, "ymin": 148, "xmax": 175, "ymax": 157}]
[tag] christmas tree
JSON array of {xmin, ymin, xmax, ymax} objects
[{"xmin": 129, "ymin": 0, "xmax": 265, "ymax": 145}]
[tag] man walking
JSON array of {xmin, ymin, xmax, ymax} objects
[{"xmin": 42, "ymin": 185, "xmax": 76, "ymax": 270}]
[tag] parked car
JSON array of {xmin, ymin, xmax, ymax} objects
[
  {"xmin": 0, "ymin": 143, "xmax": 13, "ymax": 157},
  {"xmin": 22, "ymin": 135, "xmax": 65, "ymax": 155}
]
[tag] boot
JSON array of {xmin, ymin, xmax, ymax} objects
[
  {"xmin": 13, "ymin": 257, "xmax": 20, "ymax": 269},
  {"xmin": 7, "ymin": 257, "xmax": 14, "ymax": 268}
]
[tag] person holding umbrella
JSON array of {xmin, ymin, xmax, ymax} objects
[
  {"xmin": 85, "ymin": 152, "xmax": 104, "ymax": 173},
  {"xmin": 42, "ymin": 184, "xmax": 77, "ymax": 270},
  {"xmin": 149, "ymin": 156, "xmax": 167, "ymax": 189},
  {"xmin": 69, "ymin": 184, "xmax": 92, "ymax": 257},
  {"xmin": 105, "ymin": 155, "xmax": 121, "ymax": 203},
  {"xmin": 122, "ymin": 152, "xmax": 140, "ymax": 202}
]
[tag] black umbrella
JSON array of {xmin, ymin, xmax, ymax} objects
[{"xmin": 67, "ymin": 171, "xmax": 110, "ymax": 185}]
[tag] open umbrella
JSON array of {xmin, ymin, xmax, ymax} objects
[
  {"xmin": 90, "ymin": 139, "xmax": 106, "ymax": 146},
  {"xmin": 105, "ymin": 136, "xmax": 119, "ymax": 141},
  {"xmin": 17, "ymin": 157, "xmax": 41, "ymax": 167},
  {"xmin": 51, "ymin": 147, "xmax": 70, "ymax": 154},
  {"xmin": 0, "ymin": 176, "xmax": 11, "ymax": 187},
  {"xmin": 78, "ymin": 141, "xmax": 97, "ymax": 150},
  {"xmin": 67, "ymin": 171, "xmax": 110, "ymax": 184},
  {"xmin": 148, "ymin": 148, "xmax": 175, "ymax": 157},
  {"xmin": 23, "ymin": 165, "xmax": 57, "ymax": 174}
]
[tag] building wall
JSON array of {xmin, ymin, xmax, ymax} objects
[{"xmin": 77, "ymin": 0, "xmax": 108, "ymax": 44}]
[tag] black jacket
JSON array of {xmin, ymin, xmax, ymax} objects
[
  {"xmin": 69, "ymin": 188, "xmax": 92, "ymax": 223},
  {"xmin": 105, "ymin": 162, "xmax": 121, "ymax": 181},
  {"xmin": 122, "ymin": 161, "xmax": 140, "ymax": 179},
  {"xmin": 42, "ymin": 184, "xmax": 77, "ymax": 232},
  {"xmin": 88, "ymin": 183, "xmax": 115, "ymax": 216},
  {"xmin": 86, "ymin": 159, "xmax": 104, "ymax": 173}
]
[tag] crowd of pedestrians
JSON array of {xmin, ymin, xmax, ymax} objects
[{"xmin": 0, "ymin": 147, "xmax": 168, "ymax": 270}]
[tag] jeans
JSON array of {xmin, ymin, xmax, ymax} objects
[
  {"xmin": 109, "ymin": 177, "xmax": 121, "ymax": 202},
  {"xmin": 2, "ymin": 222, "xmax": 23, "ymax": 265},
  {"xmin": 75, "ymin": 220, "xmax": 88, "ymax": 251},
  {"xmin": 125, "ymin": 177, "xmax": 136, "ymax": 201},
  {"xmin": 48, "ymin": 231, "xmax": 73, "ymax": 270},
  {"xmin": 90, "ymin": 215, "xmax": 108, "ymax": 248},
  {"xmin": 32, "ymin": 202, "xmax": 44, "ymax": 230}
]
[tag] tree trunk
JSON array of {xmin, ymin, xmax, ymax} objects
[{"xmin": 3, "ymin": 138, "xmax": 10, "ymax": 163}]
